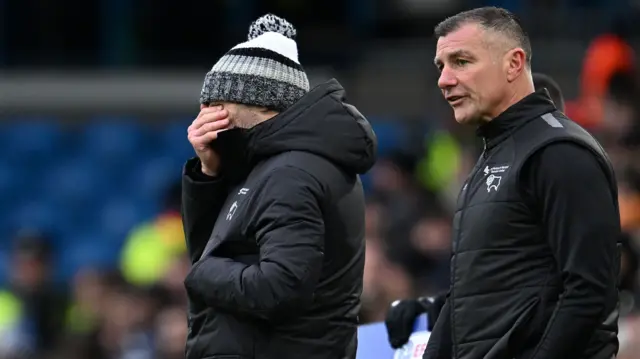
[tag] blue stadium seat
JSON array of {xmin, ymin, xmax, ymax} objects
[
  {"xmin": 99, "ymin": 197, "xmax": 154, "ymax": 243},
  {"xmin": 0, "ymin": 119, "xmax": 66, "ymax": 163},
  {"xmin": 80, "ymin": 118, "xmax": 147, "ymax": 167},
  {"xmin": 0, "ymin": 250, "xmax": 8, "ymax": 286},
  {"xmin": 128, "ymin": 156, "xmax": 182, "ymax": 203},
  {"xmin": 369, "ymin": 119, "xmax": 408, "ymax": 157},
  {"xmin": 43, "ymin": 158, "xmax": 108, "ymax": 206},
  {"xmin": 9, "ymin": 201, "xmax": 69, "ymax": 236},
  {"xmin": 155, "ymin": 119, "xmax": 194, "ymax": 163},
  {"xmin": 360, "ymin": 172, "xmax": 373, "ymax": 194},
  {"xmin": 55, "ymin": 238, "xmax": 120, "ymax": 282},
  {"xmin": 0, "ymin": 224, "xmax": 10, "ymax": 250},
  {"xmin": 0, "ymin": 161, "xmax": 32, "ymax": 236},
  {"xmin": 0, "ymin": 159, "xmax": 19, "ymax": 203}
]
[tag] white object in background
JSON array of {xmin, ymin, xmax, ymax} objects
[{"xmin": 393, "ymin": 331, "xmax": 431, "ymax": 359}]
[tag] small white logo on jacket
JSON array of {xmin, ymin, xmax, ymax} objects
[
  {"xmin": 486, "ymin": 174, "xmax": 502, "ymax": 192},
  {"xmin": 226, "ymin": 201, "xmax": 238, "ymax": 220},
  {"xmin": 484, "ymin": 164, "xmax": 509, "ymax": 176}
]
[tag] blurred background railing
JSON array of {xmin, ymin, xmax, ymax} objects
[{"xmin": 2, "ymin": 0, "xmax": 640, "ymax": 358}]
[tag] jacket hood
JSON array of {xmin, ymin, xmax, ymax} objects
[{"xmin": 244, "ymin": 79, "xmax": 377, "ymax": 174}]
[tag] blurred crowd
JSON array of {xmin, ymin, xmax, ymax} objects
[
  {"xmin": 2, "ymin": 67, "xmax": 640, "ymax": 359},
  {"xmin": 2, "ymin": 1, "xmax": 640, "ymax": 359},
  {"xmin": 0, "ymin": 188, "xmax": 190, "ymax": 359}
]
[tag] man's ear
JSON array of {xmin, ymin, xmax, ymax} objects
[{"xmin": 505, "ymin": 47, "xmax": 527, "ymax": 82}]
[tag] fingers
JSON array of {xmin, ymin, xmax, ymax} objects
[
  {"xmin": 187, "ymin": 105, "xmax": 232, "ymax": 152},
  {"xmin": 188, "ymin": 130, "xmax": 220, "ymax": 150},
  {"xmin": 189, "ymin": 111, "xmax": 228, "ymax": 132},
  {"xmin": 188, "ymin": 106, "xmax": 229, "ymax": 132},
  {"xmin": 198, "ymin": 130, "xmax": 221, "ymax": 144},
  {"xmin": 192, "ymin": 118, "xmax": 229, "ymax": 137}
]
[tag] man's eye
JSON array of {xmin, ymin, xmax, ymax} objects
[{"xmin": 455, "ymin": 59, "xmax": 469, "ymax": 66}]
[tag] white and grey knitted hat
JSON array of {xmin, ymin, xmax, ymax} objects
[{"xmin": 200, "ymin": 14, "xmax": 310, "ymax": 112}]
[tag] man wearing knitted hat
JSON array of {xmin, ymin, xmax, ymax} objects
[{"xmin": 181, "ymin": 14, "xmax": 377, "ymax": 359}]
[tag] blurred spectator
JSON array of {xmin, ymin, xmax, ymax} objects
[
  {"xmin": 364, "ymin": 198, "xmax": 386, "ymax": 240},
  {"xmin": 568, "ymin": 22, "xmax": 636, "ymax": 129},
  {"xmin": 618, "ymin": 231, "xmax": 640, "ymax": 359},
  {"xmin": 0, "ymin": 231, "xmax": 66, "ymax": 358},
  {"xmin": 532, "ymin": 72, "xmax": 566, "ymax": 111},
  {"xmin": 361, "ymin": 237, "xmax": 414, "ymax": 323},
  {"xmin": 153, "ymin": 306, "xmax": 188, "ymax": 359},
  {"xmin": 409, "ymin": 213, "xmax": 451, "ymax": 293},
  {"xmin": 600, "ymin": 71, "xmax": 640, "ymax": 152},
  {"xmin": 598, "ymin": 71, "xmax": 640, "ymax": 233},
  {"xmin": 119, "ymin": 181, "xmax": 185, "ymax": 287},
  {"xmin": 416, "ymin": 130, "xmax": 463, "ymax": 199},
  {"xmin": 57, "ymin": 272, "xmax": 158, "ymax": 359},
  {"xmin": 153, "ymin": 255, "xmax": 190, "ymax": 307},
  {"xmin": 370, "ymin": 152, "xmax": 447, "ymax": 286},
  {"xmin": 619, "ymin": 232, "xmax": 639, "ymax": 315},
  {"xmin": 618, "ymin": 170, "xmax": 640, "ymax": 232},
  {"xmin": 64, "ymin": 269, "xmax": 109, "ymax": 338}
]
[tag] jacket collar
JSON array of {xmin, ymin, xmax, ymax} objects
[{"xmin": 476, "ymin": 89, "xmax": 556, "ymax": 150}]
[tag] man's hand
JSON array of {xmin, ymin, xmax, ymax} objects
[
  {"xmin": 187, "ymin": 105, "xmax": 229, "ymax": 176},
  {"xmin": 385, "ymin": 293, "xmax": 447, "ymax": 349},
  {"xmin": 385, "ymin": 298, "xmax": 430, "ymax": 349}
]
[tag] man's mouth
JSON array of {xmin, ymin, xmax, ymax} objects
[{"xmin": 446, "ymin": 95, "xmax": 465, "ymax": 105}]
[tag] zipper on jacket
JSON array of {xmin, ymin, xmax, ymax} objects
[
  {"xmin": 450, "ymin": 140, "xmax": 488, "ymax": 356},
  {"xmin": 482, "ymin": 137, "xmax": 488, "ymax": 158}
]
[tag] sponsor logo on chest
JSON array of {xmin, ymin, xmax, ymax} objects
[{"xmin": 483, "ymin": 164, "xmax": 509, "ymax": 193}]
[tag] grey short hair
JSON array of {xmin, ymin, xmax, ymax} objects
[{"xmin": 434, "ymin": 7, "xmax": 532, "ymax": 66}]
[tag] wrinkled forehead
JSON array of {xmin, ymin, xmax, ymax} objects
[{"xmin": 434, "ymin": 23, "xmax": 497, "ymax": 64}]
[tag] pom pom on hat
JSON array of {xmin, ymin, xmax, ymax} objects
[{"xmin": 248, "ymin": 13, "xmax": 296, "ymax": 40}]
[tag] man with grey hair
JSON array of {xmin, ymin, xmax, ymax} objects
[
  {"xmin": 181, "ymin": 13, "xmax": 377, "ymax": 359},
  {"xmin": 384, "ymin": 72, "xmax": 567, "ymax": 352},
  {"xmin": 424, "ymin": 6, "xmax": 621, "ymax": 359}
]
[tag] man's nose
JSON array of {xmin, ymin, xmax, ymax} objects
[{"xmin": 438, "ymin": 68, "xmax": 457, "ymax": 90}]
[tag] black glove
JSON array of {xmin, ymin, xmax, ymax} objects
[
  {"xmin": 385, "ymin": 292, "xmax": 449, "ymax": 349},
  {"xmin": 385, "ymin": 298, "xmax": 430, "ymax": 349}
]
